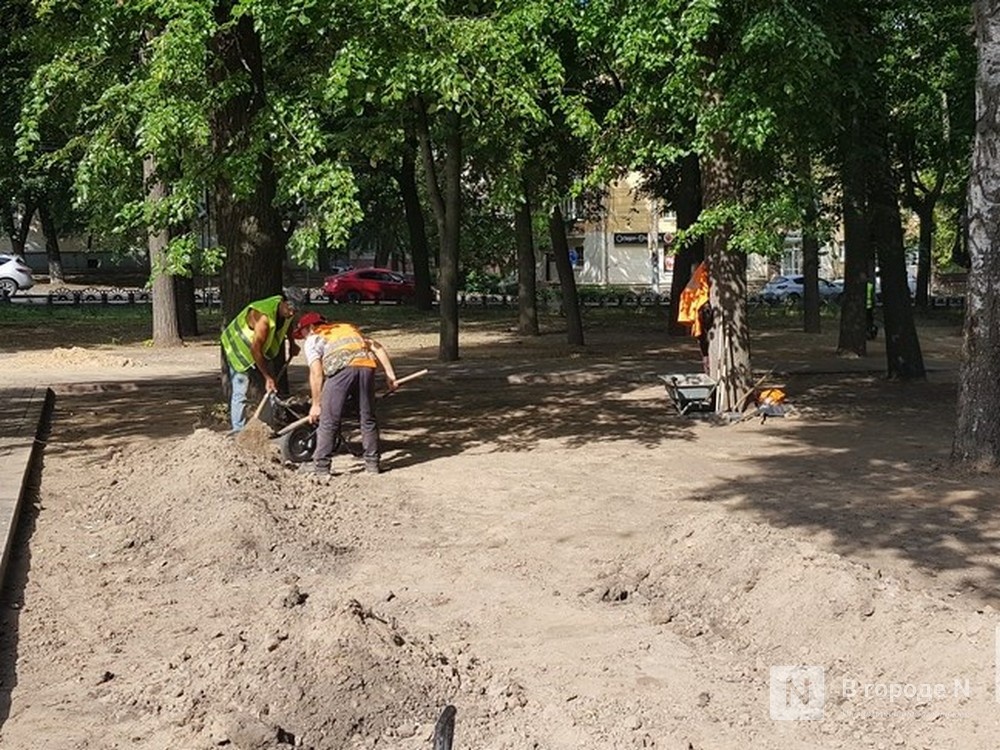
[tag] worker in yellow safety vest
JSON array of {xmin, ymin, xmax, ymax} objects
[
  {"xmin": 676, "ymin": 261, "xmax": 713, "ymax": 373},
  {"xmin": 293, "ymin": 314, "xmax": 398, "ymax": 476},
  {"xmin": 221, "ymin": 287, "xmax": 306, "ymax": 431}
]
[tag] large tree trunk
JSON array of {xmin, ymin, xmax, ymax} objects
[
  {"xmin": 416, "ymin": 102, "xmax": 461, "ymax": 361},
  {"xmin": 398, "ymin": 128, "xmax": 434, "ymax": 310},
  {"xmin": 144, "ymin": 155, "xmax": 181, "ymax": 347},
  {"xmin": 548, "ymin": 204, "xmax": 584, "ymax": 346},
  {"xmin": 837, "ymin": 113, "xmax": 872, "ymax": 357},
  {"xmin": 210, "ymin": 5, "xmax": 284, "ymax": 322},
  {"xmin": 870, "ymin": 117, "xmax": 925, "ymax": 380},
  {"xmin": 37, "ymin": 199, "xmax": 64, "ymax": 285},
  {"xmin": 514, "ymin": 181, "xmax": 539, "ymax": 337},
  {"xmin": 668, "ymin": 153, "xmax": 704, "ymax": 336},
  {"xmin": 702, "ymin": 139, "xmax": 751, "ymax": 412},
  {"xmin": 953, "ymin": 0, "xmax": 1000, "ymax": 467}
]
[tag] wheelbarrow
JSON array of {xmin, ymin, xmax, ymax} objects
[
  {"xmin": 658, "ymin": 372, "xmax": 717, "ymax": 416},
  {"xmin": 265, "ymin": 368, "xmax": 429, "ymax": 463},
  {"xmin": 256, "ymin": 393, "xmax": 320, "ymax": 463}
]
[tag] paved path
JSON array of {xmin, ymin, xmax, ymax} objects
[{"xmin": 0, "ymin": 387, "xmax": 54, "ymax": 588}]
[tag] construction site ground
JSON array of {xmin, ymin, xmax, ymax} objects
[{"xmin": 2, "ymin": 304, "xmax": 998, "ymax": 750}]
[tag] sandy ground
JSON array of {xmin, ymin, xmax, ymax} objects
[{"xmin": 3, "ymin": 311, "xmax": 1000, "ymax": 750}]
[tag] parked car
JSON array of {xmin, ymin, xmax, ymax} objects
[
  {"xmin": 761, "ymin": 275, "xmax": 843, "ymax": 304},
  {"xmin": 322, "ymin": 267, "xmax": 415, "ymax": 303},
  {"xmin": 0, "ymin": 253, "xmax": 35, "ymax": 296}
]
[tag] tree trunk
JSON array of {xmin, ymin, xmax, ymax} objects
[
  {"xmin": 668, "ymin": 153, "xmax": 704, "ymax": 336},
  {"xmin": 144, "ymin": 155, "xmax": 182, "ymax": 347},
  {"xmin": 210, "ymin": 4, "xmax": 284, "ymax": 322},
  {"xmin": 701, "ymin": 138, "xmax": 751, "ymax": 412},
  {"xmin": 953, "ymin": 0, "xmax": 1000, "ymax": 467},
  {"xmin": 514, "ymin": 182, "xmax": 539, "ymax": 337},
  {"xmin": 4, "ymin": 201, "xmax": 35, "ymax": 258},
  {"xmin": 174, "ymin": 274, "xmax": 199, "ymax": 338},
  {"xmin": 914, "ymin": 203, "xmax": 934, "ymax": 308},
  {"xmin": 37, "ymin": 199, "xmax": 64, "ymax": 285},
  {"xmin": 837, "ymin": 114, "xmax": 871, "ymax": 357},
  {"xmin": 799, "ymin": 153, "xmax": 821, "ymax": 333},
  {"xmin": 549, "ymin": 204, "xmax": 584, "ymax": 346},
  {"xmin": 416, "ymin": 102, "xmax": 461, "ymax": 361},
  {"xmin": 870, "ymin": 118, "xmax": 925, "ymax": 380},
  {"xmin": 398, "ymin": 128, "xmax": 434, "ymax": 310},
  {"xmin": 802, "ymin": 217, "xmax": 821, "ymax": 336}
]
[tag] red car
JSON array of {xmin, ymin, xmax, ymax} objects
[{"xmin": 322, "ymin": 267, "xmax": 416, "ymax": 303}]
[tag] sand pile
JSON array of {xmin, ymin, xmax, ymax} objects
[
  {"xmin": 593, "ymin": 513, "xmax": 1000, "ymax": 748},
  {"xmin": 10, "ymin": 345, "xmax": 146, "ymax": 368},
  {"xmin": 71, "ymin": 430, "xmax": 495, "ymax": 750}
]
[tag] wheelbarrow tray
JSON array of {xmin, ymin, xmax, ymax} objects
[{"xmin": 658, "ymin": 373, "xmax": 717, "ymax": 415}]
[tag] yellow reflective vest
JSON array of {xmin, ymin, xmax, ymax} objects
[{"xmin": 221, "ymin": 295, "xmax": 292, "ymax": 372}]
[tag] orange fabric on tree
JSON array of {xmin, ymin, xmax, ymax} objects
[{"xmin": 677, "ymin": 262, "xmax": 710, "ymax": 337}]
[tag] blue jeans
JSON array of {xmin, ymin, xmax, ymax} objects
[{"xmin": 229, "ymin": 366, "xmax": 251, "ymax": 431}]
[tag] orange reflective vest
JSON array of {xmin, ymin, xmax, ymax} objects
[
  {"xmin": 677, "ymin": 262, "xmax": 710, "ymax": 337},
  {"xmin": 314, "ymin": 322, "xmax": 377, "ymax": 373}
]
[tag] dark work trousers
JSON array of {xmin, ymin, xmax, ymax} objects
[{"xmin": 312, "ymin": 366, "xmax": 379, "ymax": 472}]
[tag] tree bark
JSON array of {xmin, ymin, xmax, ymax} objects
[
  {"xmin": 144, "ymin": 155, "xmax": 182, "ymax": 347},
  {"xmin": 514, "ymin": 181, "xmax": 539, "ymax": 337},
  {"xmin": 668, "ymin": 153, "xmax": 704, "ymax": 336},
  {"xmin": 174, "ymin": 274, "xmax": 199, "ymax": 337},
  {"xmin": 869, "ymin": 115, "xmax": 925, "ymax": 380},
  {"xmin": 548, "ymin": 204, "xmax": 584, "ymax": 347},
  {"xmin": 837, "ymin": 112, "xmax": 871, "ymax": 357},
  {"xmin": 701, "ymin": 137, "xmax": 751, "ymax": 411},
  {"xmin": 37, "ymin": 198, "xmax": 64, "ymax": 285},
  {"xmin": 798, "ymin": 152, "xmax": 821, "ymax": 333},
  {"xmin": 416, "ymin": 101, "xmax": 461, "ymax": 361},
  {"xmin": 953, "ymin": 0, "xmax": 1000, "ymax": 467},
  {"xmin": 398, "ymin": 127, "xmax": 434, "ymax": 310},
  {"xmin": 210, "ymin": 4, "xmax": 284, "ymax": 322},
  {"xmin": 4, "ymin": 200, "xmax": 35, "ymax": 258},
  {"xmin": 802, "ymin": 203, "xmax": 821, "ymax": 334},
  {"xmin": 913, "ymin": 202, "xmax": 934, "ymax": 308}
]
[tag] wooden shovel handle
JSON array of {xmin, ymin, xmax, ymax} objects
[
  {"xmin": 274, "ymin": 368, "xmax": 429, "ymax": 437},
  {"xmin": 390, "ymin": 368, "xmax": 429, "ymax": 388}
]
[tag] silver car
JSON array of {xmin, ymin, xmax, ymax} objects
[
  {"xmin": 761, "ymin": 275, "xmax": 843, "ymax": 304},
  {"xmin": 0, "ymin": 253, "xmax": 35, "ymax": 296}
]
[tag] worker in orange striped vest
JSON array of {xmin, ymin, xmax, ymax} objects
[{"xmin": 293, "ymin": 314, "xmax": 398, "ymax": 476}]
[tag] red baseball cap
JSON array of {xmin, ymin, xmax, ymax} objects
[{"xmin": 292, "ymin": 312, "xmax": 325, "ymax": 339}]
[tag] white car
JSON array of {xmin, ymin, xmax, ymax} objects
[
  {"xmin": 761, "ymin": 275, "xmax": 843, "ymax": 304},
  {"xmin": 0, "ymin": 253, "xmax": 34, "ymax": 296}
]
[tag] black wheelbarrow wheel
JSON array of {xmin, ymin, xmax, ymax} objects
[{"xmin": 279, "ymin": 423, "xmax": 316, "ymax": 463}]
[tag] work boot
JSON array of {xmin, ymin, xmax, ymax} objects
[
  {"xmin": 364, "ymin": 460, "xmax": 381, "ymax": 475},
  {"xmin": 298, "ymin": 461, "xmax": 333, "ymax": 477}
]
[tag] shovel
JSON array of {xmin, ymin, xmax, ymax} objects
[{"xmin": 276, "ymin": 367, "xmax": 429, "ymax": 437}]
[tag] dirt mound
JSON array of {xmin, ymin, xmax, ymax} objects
[
  {"xmin": 63, "ymin": 430, "xmax": 504, "ymax": 750},
  {"xmin": 10, "ymin": 345, "xmax": 146, "ymax": 368},
  {"xmin": 594, "ymin": 513, "xmax": 999, "ymax": 748}
]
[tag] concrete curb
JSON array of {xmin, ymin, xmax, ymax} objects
[{"xmin": 0, "ymin": 387, "xmax": 55, "ymax": 589}]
